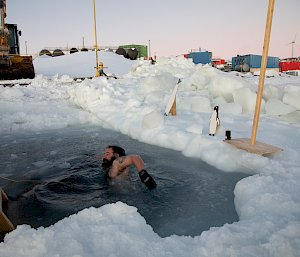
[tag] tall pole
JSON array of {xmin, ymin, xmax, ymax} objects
[
  {"xmin": 25, "ymin": 41, "xmax": 28, "ymax": 56},
  {"xmin": 93, "ymin": 0, "xmax": 99, "ymax": 77},
  {"xmin": 251, "ymin": 0, "xmax": 275, "ymax": 145},
  {"xmin": 148, "ymin": 40, "xmax": 151, "ymax": 58}
]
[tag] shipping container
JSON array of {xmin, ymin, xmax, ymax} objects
[
  {"xmin": 232, "ymin": 54, "xmax": 279, "ymax": 72},
  {"xmin": 186, "ymin": 51, "xmax": 212, "ymax": 64}
]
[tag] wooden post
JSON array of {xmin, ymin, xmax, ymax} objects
[
  {"xmin": 251, "ymin": 0, "xmax": 275, "ymax": 145},
  {"xmin": 224, "ymin": 0, "xmax": 282, "ymax": 156},
  {"xmin": 93, "ymin": 0, "xmax": 100, "ymax": 77},
  {"xmin": 164, "ymin": 79, "xmax": 180, "ymax": 116},
  {"xmin": 170, "ymin": 96, "xmax": 176, "ymax": 116},
  {"xmin": 0, "ymin": 188, "xmax": 14, "ymax": 233}
]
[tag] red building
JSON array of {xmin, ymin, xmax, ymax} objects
[
  {"xmin": 212, "ymin": 59, "xmax": 226, "ymax": 66},
  {"xmin": 279, "ymin": 58, "xmax": 300, "ymax": 72}
]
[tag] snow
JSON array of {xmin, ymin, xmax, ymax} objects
[
  {"xmin": 1, "ymin": 51, "xmax": 300, "ymax": 257},
  {"xmin": 265, "ymin": 98, "xmax": 296, "ymax": 116},
  {"xmin": 34, "ymin": 51, "xmax": 134, "ymax": 78}
]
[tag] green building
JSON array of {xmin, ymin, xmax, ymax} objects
[{"xmin": 119, "ymin": 44, "xmax": 148, "ymax": 59}]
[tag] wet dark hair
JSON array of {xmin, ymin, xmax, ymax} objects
[{"xmin": 106, "ymin": 145, "xmax": 126, "ymax": 156}]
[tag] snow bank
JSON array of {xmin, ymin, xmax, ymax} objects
[
  {"xmin": 1, "ymin": 198, "xmax": 299, "ymax": 257},
  {"xmin": 265, "ymin": 98, "xmax": 296, "ymax": 116},
  {"xmin": 33, "ymin": 51, "xmax": 136, "ymax": 78},
  {"xmin": 283, "ymin": 85, "xmax": 300, "ymax": 110}
]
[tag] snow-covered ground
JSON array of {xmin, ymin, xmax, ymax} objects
[{"xmin": 0, "ymin": 51, "xmax": 299, "ymax": 257}]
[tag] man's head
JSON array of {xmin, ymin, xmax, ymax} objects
[{"xmin": 101, "ymin": 145, "xmax": 126, "ymax": 170}]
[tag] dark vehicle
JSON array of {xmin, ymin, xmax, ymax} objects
[{"xmin": 0, "ymin": 0, "xmax": 35, "ymax": 80}]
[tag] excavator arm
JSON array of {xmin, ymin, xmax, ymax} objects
[{"xmin": 0, "ymin": 0, "xmax": 9, "ymax": 54}]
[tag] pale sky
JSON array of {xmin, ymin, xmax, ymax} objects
[{"xmin": 6, "ymin": 0, "xmax": 300, "ymax": 60}]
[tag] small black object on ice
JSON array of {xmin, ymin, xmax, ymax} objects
[{"xmin": 225, "ymin": 130, "xmax": 231, "ymax": 140}]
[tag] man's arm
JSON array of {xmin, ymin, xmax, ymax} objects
[
  {"xmin": 117, "ymin": 155, "xmax": 144, "ymax": 172},
  {"xmin": 125, "ymin": 155, "xmax": 157, "ymax": 190},
  {"xmin": 114, "ymin": 154, "xmax": 157, "ymax": 190}
]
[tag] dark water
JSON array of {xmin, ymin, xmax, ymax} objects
[{"xmin": 0, "ymin": 125, "xmax": 248, "ymax": 238}]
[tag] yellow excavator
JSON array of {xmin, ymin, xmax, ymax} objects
[{"xmin": 0, "ymin": 0, "xmax": 35, "ymax": 80}]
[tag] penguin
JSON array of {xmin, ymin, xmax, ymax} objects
[{"xmin": 209, "ymin": 106, "xmax": 220, "ymax": 136}]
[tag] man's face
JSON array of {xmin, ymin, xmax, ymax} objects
[{"xmin": 102, "ymin": 148, "xmax": 116, "ymax": 170}]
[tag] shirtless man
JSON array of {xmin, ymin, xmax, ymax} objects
[{"xmin": 102, "ymin": 145, "xmax": 157, "ymax": 190}]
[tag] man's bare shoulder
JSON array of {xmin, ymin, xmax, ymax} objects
[
  {"xmin": 114, "ymin": 155, "xmax": 139, "ymax": 168},
  {"xmin": 117, "ymin": 156, "xmax": 125, "ymax": 163}
]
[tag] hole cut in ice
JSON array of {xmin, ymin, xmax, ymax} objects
[{"xmin": 0, "ymin": 125, "xmax": 248, "ymax": 237}]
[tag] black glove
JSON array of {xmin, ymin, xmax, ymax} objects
[{"xmin": 139, "ymin": 169, "xmax": 157, "ymax": 190}]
